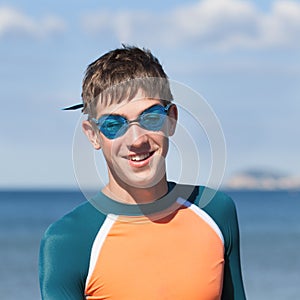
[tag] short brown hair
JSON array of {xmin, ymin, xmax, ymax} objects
[{"xmin": 81, "ymin": 45, "xmax": 173, "ymax": 116}]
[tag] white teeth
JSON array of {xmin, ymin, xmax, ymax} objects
[{"xmin": 129, "ymin": 153, "xmax": 151, "ymax": 161}]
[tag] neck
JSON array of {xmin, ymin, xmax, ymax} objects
[{"xmin": 102, "ymin": 176, "xmax": 169, "ymax": 204}]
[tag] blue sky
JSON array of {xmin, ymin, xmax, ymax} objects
[{"xmin": 0, "ymin": 0, "xmax": 299, "ymax": 189}]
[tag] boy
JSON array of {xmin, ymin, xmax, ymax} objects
[{"xmin": 39, "ymin": 45, "xmax": 246, "ymax": 299}]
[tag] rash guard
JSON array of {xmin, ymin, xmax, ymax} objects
[{"xmin": 39, "ymin": 183, "xmax": 246, "ymax": 299}]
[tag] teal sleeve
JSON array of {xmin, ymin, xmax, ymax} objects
[
  {"xmin": 195, "ymin": 187, "xmax": 247, "ymax": 300},
  {"xmin": 39, "ymin": 202, "xmax": 106, "ymax": 300},
  {"xmin": 39, "ymin": 226, "xmax": 86, "ymax": 299},
  {"xmin": 218, "ymin": 195, "xmax": 246, "ymax": 300}
]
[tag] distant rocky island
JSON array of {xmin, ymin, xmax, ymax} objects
[{"xmin": 224, "ymin": 169, "xmax": 300, "ymax": 191}]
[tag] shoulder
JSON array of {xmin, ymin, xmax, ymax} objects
[
  {"xmin": 189, "ymin": 185, "xmax": 237, "ymax": 218},
  {"xmin": 39, "ymin": 201, "xmax": 108, "ymax": 286},
  {"xmin": 176, "ymin": 183, "xmax": 236, "ymax": 215},
  {"xmin": 40, "ymin": 201, "xmax": 107, "ymax": 270},
  {"xmin": 39, "ymin": 201, "xmax": 107, "ymax": 297},
  {"xmin": 42, "ymin": 201, "xmax": 106, "ymax": 246}
]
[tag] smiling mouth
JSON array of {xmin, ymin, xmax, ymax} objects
[{"xmin": 128, "ymin": 151, "xmax": 155, "ymax": 162}]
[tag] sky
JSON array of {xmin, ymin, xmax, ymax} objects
[{"xmin": 0, "ymin": 0, "xmax": 299, "ymax": 189}]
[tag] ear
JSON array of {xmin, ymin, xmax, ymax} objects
[
  {"xmin": 167, "ymin": 104, "xmax": 178, "ymax": 136},
  {"xmin": 82, "ymin": 120, "xmax": 101, "ymax": 150}
]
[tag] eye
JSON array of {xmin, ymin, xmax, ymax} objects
[
  {"xmin": 143, "ymin": 112, "xmax": 163, "ymax": 125},
  {"xmin": 141, "ymin": 112, "xmax": 166, "ymax": 131},
  {"xmin": 103, "ymin": 120, "xmax": 123, "ymax": 132},
  {"xmin": 99, "ymin": 115, "xmax": 126, "ymax": 132},
  {"xmin": 140, "ymin": 105, "xmax": 167, "ymax": 130}
]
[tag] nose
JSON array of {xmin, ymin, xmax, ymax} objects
[{"xmin": 124, "ymin": 123, "xmax": 149, "ymax": 148}]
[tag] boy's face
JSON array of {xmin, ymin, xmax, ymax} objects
[{"xmin": 82, "ymin": 89, "xmax": 177, "ymax": 191}]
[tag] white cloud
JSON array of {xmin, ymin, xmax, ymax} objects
[
  {"xmin": 81, "ymin": 0, "xmax": 300, "ymax": 51},
  {"xmin": 0, "ymin": 6, "xmax": 66, "ymax": 39},
  {"xmin": 257, "ymin": 1, "xmax": 300, "ymax": 49}
]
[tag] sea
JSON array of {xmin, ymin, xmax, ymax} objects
[{"xmin": 0, "ymin": 189, "xmax": 299, "ymax": 300}]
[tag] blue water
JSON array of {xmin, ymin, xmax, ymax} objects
[
  {"xmin": 0, "ymin": 189, "xmax": 299, "ymax": 299},
  {"xmin": 227, "ymin": 190, "xmax": 300, "ymax": 300}
]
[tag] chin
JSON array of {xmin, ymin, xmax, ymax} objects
[
  {"xmin": 112, "ymin": 155, "xmax": 167, "ymax": 189},
  {"xmin": 120, "ymin": 166, "xmax": 166, "ymax": 190}
]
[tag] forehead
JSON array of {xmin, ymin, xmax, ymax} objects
[{"xmin": 95, "ymin": 89, "xmax": 161, "ymax": 118}]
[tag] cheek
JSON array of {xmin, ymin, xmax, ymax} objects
[
  {"xmin": 163, "ymin": 137, "xmax": 169, "ymax": 155},
  {"xmin": 101, "ymin": 138, "xmax": 122, "ymax": 161},
  {"xmin": 156, "ymin": 133, "xmax": 169, "ymax": 155}
]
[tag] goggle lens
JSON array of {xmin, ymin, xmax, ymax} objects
[{"xmin": 92, "ymin": 104, "xmax": 171, "ymax": 139}]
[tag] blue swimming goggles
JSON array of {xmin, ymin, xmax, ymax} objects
[{"xmin": 91, "ymin": 103, "xmax": 172, "ymax": 139}]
